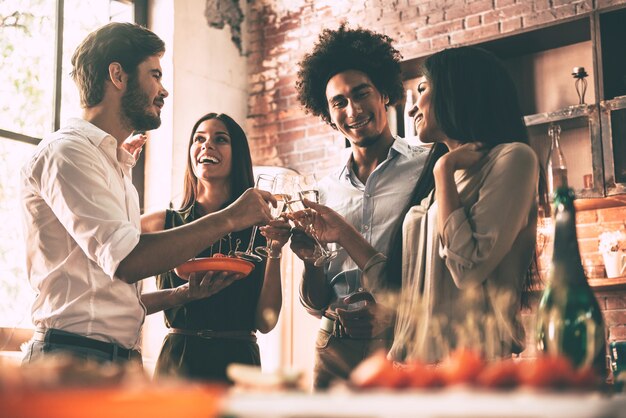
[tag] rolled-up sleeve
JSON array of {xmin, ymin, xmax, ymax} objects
[
  {"xmin": 33, "ymin": 139, "xmax": 140, "ymax": 279},
  {"xmin": 439, "ymin": 143, "xmax": 538, "ymax": 289},
  {"xmin": 362, "ymin": 252, "xmax": 388, "ymax": 293}
]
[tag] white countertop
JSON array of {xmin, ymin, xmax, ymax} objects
[{"xmin": 224, "ymin": 388, "xmax": 626, "ymax": 418}]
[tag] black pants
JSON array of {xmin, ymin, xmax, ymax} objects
[{"xmin": 154, "ymin": 333, "xmax": 260, "ymax": 382}]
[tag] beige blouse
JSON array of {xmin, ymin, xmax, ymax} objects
[{"xmin": 367, "ymin": 142, "xmax": 539, "ymax": 363}]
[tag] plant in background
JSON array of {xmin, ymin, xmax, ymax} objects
[
  {"xmin": 598, "ymin": 228, "xmax": 626, "ymax": 255},
  {"xmin": 598, "ymin": 225, "xmax": 626, "ymax": 279}
]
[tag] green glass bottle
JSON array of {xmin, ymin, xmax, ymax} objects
[{"xmin": 536, "ymin": 188, "xmax": 607, "ymax": 376}]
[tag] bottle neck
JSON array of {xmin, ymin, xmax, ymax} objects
[
  {"xmin": 547, "ymin": 125, "xmax": 568, "ymax": 198},
  {"xmin": 551, "ymin": 188, "xmax": 587, "ymax": 285}
]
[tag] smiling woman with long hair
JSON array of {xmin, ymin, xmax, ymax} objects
[{"xmin": 141, "ymin": 113, "xmax": 291, "ymax": 381}]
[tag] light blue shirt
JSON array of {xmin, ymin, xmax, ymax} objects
[{"xmin": 317, "ymin": 137, "xmax": 429, "ymax": 308}]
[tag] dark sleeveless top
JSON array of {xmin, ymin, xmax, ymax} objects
[
  {"xmin": 153, "ymin": 205, "xmax": 267, "ymax": 381},
  {"xmin": 157, "ymin": 205, "xmax": 267, "ymax": 331}
]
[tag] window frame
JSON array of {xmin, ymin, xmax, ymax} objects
[
  {"xmin": 0, "ymin": 0, "xmax": 148, "ymax": 336},
  {"xmin": 1, "ymin": 0, "xmax": 147, "ymax": 139}
]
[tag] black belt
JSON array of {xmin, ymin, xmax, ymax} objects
[
  {"xmin": 169, "ymin": 328, "xmax": 257, "ymax": 342},
  {"xmin": 34, "ymin": 329, "xmax": 141, "ymax": 361}
]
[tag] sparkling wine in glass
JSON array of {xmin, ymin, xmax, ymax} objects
[
  {"xmin": 255, "ymin": 191, "xmax": 287, "ymax": 257},
  {"xmin": 297, "ymin": 185, "xmax": 337, "ymax": 267},
  {"xmin": 234, "ymin": 174, "xmax": 275, "ymax": 262}
]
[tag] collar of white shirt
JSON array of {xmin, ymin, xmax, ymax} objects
[{"xmin": 65, "ymin": 118, "xmax": 135, "ymax": 168}]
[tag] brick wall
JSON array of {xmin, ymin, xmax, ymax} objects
[
  {"xmin": 245, "ymin": 0, "xmax": 626, "ymax": 352},
  {"xmin": 245, "ymin": 0, "xmax": 626, "ymax": 176}
]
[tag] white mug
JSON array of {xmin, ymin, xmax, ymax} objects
[{"xmin": 603, "ymin": 251, "xmax": 626, "ymax": 278}]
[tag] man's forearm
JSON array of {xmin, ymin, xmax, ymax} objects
[{"xmin": 116, "ymin": 209, "xmax": 235, "ymax": 284}]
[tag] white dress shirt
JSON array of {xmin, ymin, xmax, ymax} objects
[{"xmin": 20, "ymin": 118, "xmax": 145, "ymax": 349}]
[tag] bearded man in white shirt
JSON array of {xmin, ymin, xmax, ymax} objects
[{"xmin": 20, "ymin": 22, "xmax": 274, "ymax": 365}]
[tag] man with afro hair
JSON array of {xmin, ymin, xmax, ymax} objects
[{"xmin": 292, "ymin": 24, "xmax": 428, "ymax": 389}]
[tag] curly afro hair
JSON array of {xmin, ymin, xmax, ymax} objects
[{"xmin": 296, "ymin": 24, "xmax": 404, "ymax": 128}]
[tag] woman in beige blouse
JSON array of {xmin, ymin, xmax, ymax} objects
[{"xmin": 298, "ymin": 46, "xmax": 545, "ymax": 363}]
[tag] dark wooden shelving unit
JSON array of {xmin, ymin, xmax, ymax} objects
[{"xmin": 399, "ymin": 6, "xmax": 626, "ymax": 201}]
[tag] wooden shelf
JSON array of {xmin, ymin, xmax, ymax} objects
[
  {"xmin": 524, "ymin": 103, "xmax": 596, "ymax": 127},
  {"xmin": 574, "ymin": 195, "xmax": 626, "ymax": 211},
  {"xmin": 602, "ymin": 95, "xmax": 626, "ymax": 109},
  {"xmin": 529, "ymin": 276, "xmax": 626, "ymax": 293},
  {"xmin": 588, "ymin": 276, "xmax": 626, "ymax": 291}
]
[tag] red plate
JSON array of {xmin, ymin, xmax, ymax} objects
[{"xmin": 174, "ymin": 256, "xmax": 255, "ymax": 280}]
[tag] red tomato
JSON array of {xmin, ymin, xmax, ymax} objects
[
  {"xmin": 403, "ymin": 361, "xmax": 444, "ymax": 388},
  {"xmin": 518, "ymin": 355, "xmax": 576, "ymax": 388},
  {"xmin": 440, "ymin": 348, "xmax": 485, "ymax": 385},
  {"xmin": 350, "ymin": 350, "xmax": 405, "ymax": 389},
  {"xmin": 572, "ymin": 366, "xmax": 601, "ymax": 389},
  {"xmin": 476, "ymin": 359, "xmax": 520, "ymax": 389}
]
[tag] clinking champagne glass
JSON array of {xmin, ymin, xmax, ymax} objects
[
  {"xmin": 298, "ymin": 189, "xmax": 338, "ymax": 267},
  {"xmin": 273, "ymin": 175, "xmax": 322, "ymax": 264},
  {"xmin": 293, "ymin": 174, "xmax": 338, "ymax": 267},
  {"xmin": 254, "ymin": 174, "xmax": 291, "ymax": 257},
  {"xmin": 234, "ymin": 174, "xmax": 275, "ymax": 262}
]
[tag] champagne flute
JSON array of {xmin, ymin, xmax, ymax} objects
[
  {"xmin": 234, "ymin": 174, "xmax": 275, "ymax": 262},
  {"xmin": 289, "ymin": 174, "xmax": 337, "ymax": 267},
  {"xmin": 298, "ymin": 189, "xmax": 338, "ymax": 267},
  {"xmin": 276, "ymin": 175, "xmax": 321, "ymax": 264},
  {"xmin": 255, "ymin": 174, "xmax": 292, "ymax": 257}
]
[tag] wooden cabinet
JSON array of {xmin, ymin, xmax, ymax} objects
[
  {"xmin": 524, "ymin": 104, "xmax": 603, "ymax": 198},
  {"xmin": 601, "ymin": 96, "xmax": 626, "ymax": 196},
  {"xmin": 397, "ymin": 6, "xmax": 626, "ymax": 202}
]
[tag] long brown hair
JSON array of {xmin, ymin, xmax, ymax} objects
[{"xmin": 179, "ymin": 113, "xmax": 254, "ymax": 211}]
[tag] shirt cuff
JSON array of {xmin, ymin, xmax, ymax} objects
[
  {"xmin": 362, "ymin": 253, "xmax": 388, "ymax": 292},
  {"xmin": 96, "ymin": 225, "xmax": 141, "ymax": 279},
  {"xmin": 439, "ymin": 207, "xmax": 474, "ymax": 268},
  {"xmin": 363, "ymin": 252, "xmax": 388, "ymax": 273}
]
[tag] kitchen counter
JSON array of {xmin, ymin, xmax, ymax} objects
[
  {"xmin": 224, "ymin": 388, "xmax": 626, "ymax": 418},
  {"xmin": 3, "ymin": 383, "xmax": 626, "ymax": 418}
]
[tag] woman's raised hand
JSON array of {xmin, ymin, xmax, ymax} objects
[
  {"xmin": 259, "ymin": 216, "xmax": 292, "ymax": 253},
  {"xmin": 291, "ymin": 199, "xmax": 348, "ymax": 245},
  {"xmin": 122, "ymin": 132, "xmax": 147, "ymax": 161},
  {"xmin": 437, "ymin": 142, "xmax": 487, "ymax": 172}
]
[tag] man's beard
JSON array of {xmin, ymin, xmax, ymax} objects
[{"xmin": 121, "ymin": 75, "xmax": 162, "ymax": 132}]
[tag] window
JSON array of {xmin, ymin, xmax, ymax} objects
[{"xmin": 0, "ymin": 0, "xmax": 145, "ymax": 329}]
